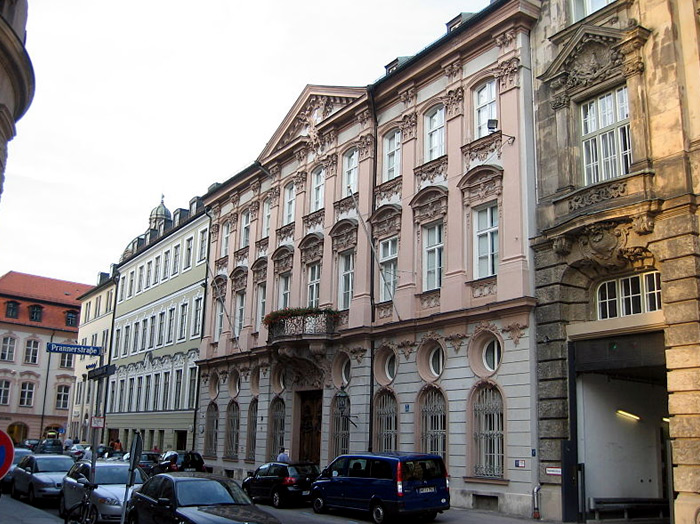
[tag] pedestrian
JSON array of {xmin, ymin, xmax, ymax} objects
[
  {"xmin": 277, "ymin": 447, "xmax": 290, "ymax": 463},
  {"xmin": 63, "ymin": 436, "xmax": 73, "ymax": 450},
  {"xmin": 113, "ymin": 439, "xmax": 123, "ymax": 451}
]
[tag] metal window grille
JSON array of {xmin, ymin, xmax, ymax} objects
[
  {"xmin": 375, "ymin": 390, "xmax": 397, "ymax": 452},
  {"xmin": 331, "ymin": 396, "xmax": 350, "ymax": 458},
  {"xmin": 268, "ymin": 398, "xmax": 286, "ymax": 461},
  {"xmin": 224, "ymin": 401, "xmax": 240, "ymax": 459},
  {"xmin": 246, "ymin": 399, "xmax": 258, "ymax": 461},
  {"xmin": 204, "ymin": 402, "xmax": 219, "ymax": 457},
  {"xmin": 473, "ymin": 384, "xmax": 504, "ymax": 478},
  {"xmin": 421, "ymin": 387, "xmax": 447, "ymax": 459}
]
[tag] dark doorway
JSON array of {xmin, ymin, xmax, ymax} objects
[
  {"xmin": 298, "ymin": 390, "xmax": 322, "ymax": 464},
  {"xmin": 175, "ymin": 430, "xmax": 187, "ymax": 451}
]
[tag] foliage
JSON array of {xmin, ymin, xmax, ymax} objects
[{"xmin": 262, "ymin": 307, "xmax": 341, "ymax": 327}]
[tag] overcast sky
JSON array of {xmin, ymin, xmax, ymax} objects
[{"xmin": 0, "ymin": 0, "xmax": 489, "ymax": 287}]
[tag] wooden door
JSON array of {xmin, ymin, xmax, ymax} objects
[{"xmin": 298, "ymin": 390, "xmax": 322, "ymax": 464}]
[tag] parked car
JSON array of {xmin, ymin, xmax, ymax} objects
[
  {"xmin": 121, "ymin": 450, "xmax": 161, "ymax": 475},
  {"xmin": 60, "ymin": 460, "xmax": 148, "ymax": 523},
  {"xmin": 311, "ymin": 452, "xmax": 450, "ymax": 524},
  {"xmin": 242, "ymin": 461, "xmax": 320, "ymax": 508},
  {"xmin": 66, "ymin": 444, "xmax": 88, "ymax": 460},
  {"xmin": 152, "ymin": 450, "xmax": 206, "ymax": 474},
  {"xmin": 0, "ymin": 447, "xmax": 32, "ymax": 493},
  {"xmin": 20, "ymin": 439, "xmax": 40, "ymax": 451},
  {"xmin": 10, "ymin": 453, "xmax": 75, "ymax": 505},
  {"xmin": 127, "ymin": 472, "xmax": 281, "ymax": 524},
  {"xmin": 34, "ymin": 438, "xmax": 64, "ymax": 454}
]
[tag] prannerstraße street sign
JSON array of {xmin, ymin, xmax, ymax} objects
[{"xmin": 47, "ymin": 342, "xmax": 101, "ymax": 356}]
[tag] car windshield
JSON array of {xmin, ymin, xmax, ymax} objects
[
  {"xmin": 176, "ymin": 479, "xmax": 249, "ymax": 507},
  {"xmin": 95, "ymin": 466, "xmax": 146, "ymax": 484},
  {"xmin": 35, "ymin": 457, "xmax": 74, "ymax": 472},
  {"xmin": 289, "ymin": 464, "xmax": 320, "ymax": 476}
]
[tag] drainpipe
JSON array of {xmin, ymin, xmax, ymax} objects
[
  {"xmin": 533, "ymin": 484, "xmax": 542, "ymax": 519},
  {"xmin": 39, "ymin": 330, "xmax": 56, "ymax": 438},
  {"xmin": 367, "ymin": 83, "xmax": 378, "ymax": 452}
]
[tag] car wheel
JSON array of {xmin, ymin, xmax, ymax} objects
[
  {"xmin": 423, "ymin": 510, "xmax": 438, "ymax": 522},
  {"xmin": 86, "ymin": 505, "xmax": 99, "ymax": 524},
  {"xmin": 312, "ymin": 494, "xmax": 326, "ymax": 514},
  {"xmin": 10, "ymin": 481, "xmax": 20, "ymax": 499},
  {"xmin": 28, "ymin": 485, "xmax": 36, "ymax": 506},
  {"xmin": 371, "ymin": 501, "xmax": 387, "ymax": 524},
  {"xmin": 272, "ymin": 489, "xmax": 283, "ymax": 509}
]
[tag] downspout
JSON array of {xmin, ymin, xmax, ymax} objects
[
  {"xmin": 39, "ymin": 330, "xmax": 56, "ymax": 438},
  {"xmin": 101, "ymin": 271, "xmax": 121, "ymax": 445},
  {"xmin": 367, "ymin": 83, "xmax": 378, "ymax": 452}
]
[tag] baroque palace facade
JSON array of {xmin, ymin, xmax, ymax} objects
[
  {"xmin": 530, "ymin": 0, "xmax": 700, "ymax": 523},
  {"xmin": 196, "ymin": 0, "xmax": 541, "ymax": 517}
]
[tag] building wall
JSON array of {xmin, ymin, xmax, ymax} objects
[{"xmin": 531, "ymin": 0, "xmax": 700, "ymax": 521}]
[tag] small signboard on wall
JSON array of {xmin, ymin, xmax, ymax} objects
[
  {"xmin": 546, "ymin": 467, "xmax": 562, "ymax": 476},
  {"xmin": 515, "ymin": 460, "xmax": 526, "ymax": 468}
]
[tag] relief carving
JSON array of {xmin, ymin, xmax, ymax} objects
[
  {"xmin": 492, "ymin": 57, "xmax": 520, "ymax": 90},
  {"xmin": 272, "ymin": 250, "xmax": 293, "ymax": 274},
  {"xmin": 320, "ymin": 154, "xmax": 338, "ymax": 178},
  {"xmin": 472, "ymin": 278, "xmax": 497, "ymax": 298},
  {"xmin": 303, "ymin": 209, "xmax": 325, "ymax": 230},
  {"xmin": 568, "ymin": 181, "xmax": 627, "ymax": 211},
  {"xmin": 577, "ymin": 222, "xmax": 629, "ymax": 268},
  {"xmin": 374, "ymin": 177, "xmax": 402, "ymax": 203},
  {"xmin": 268, "ymin": 186, "xmax": 280, "ymax": 208},
  {"xmin": 334, "ymin": 194, "xmax": 357, "ymax": 215},
  {"xmin": 276, "ymin": 223, "xmax": 295, "ymax": 244},
  {"xmin": 358, "ymin": 134, "xmax": 374, "ymax": 160},
  {"xmin": 376, "ymin": 303, "xmax": 394, "ymax": 319},
  {"xmin": 443, "ymin": 60, "xmax": 462, "ymax": 83},
  {"xmin": 501, "ymin": 322, "xmax": 527, "ymax": 346},
  {"xmin": 495, "ymin": 29, "xmax": 516, "ymax": 48},
  {"xmin": 294, "ymin": 171, "xmax": 307, "ymax": 193},
  {"xmin": 444, "ymin": 333, "xmax": 469, "ymax": 353},
  {"xmin": 331, "ymin": 224, "xmax": 358, "ymax": 252},
  {"xmin": 399, "ymin": 113, "xmax": 417, "ymax": 141},
  {"xmin": 442, "ymin": 87, "xmax": 464, "ymax": 118},
  {"xmin": 420, "ymin": 290, "xmax": 441, "ymax": 309},
  {"xmin": 565, "ymin": 36, "xmax": 623, "ymax": 90},
  {"xmin": 415, "ymin": 156, "xmax": 448, "ymax": 185},
  {"xmin": 400, "ymin": 88, "xmax": 416, "ymax": 108}
]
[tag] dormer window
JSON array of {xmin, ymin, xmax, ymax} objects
[
  {"xmin": 29, "ymin": 305, "xmax": 42, "ymax": 322},
  {"xmin": 5, "ymin": 301, "xmax": 18, "ymax": 319},
  {"xmin": 65, "ymin": 311, "xmax": 78, "ymax": 327}
]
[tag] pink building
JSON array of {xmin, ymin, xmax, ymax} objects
[{"xmin": 197, "ymin": 2, "xmax": 541, "ymax": 516}]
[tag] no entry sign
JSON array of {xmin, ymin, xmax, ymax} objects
[{"xmin": 0, "ymin": 429, "xmax": 14, "ymax": 480}]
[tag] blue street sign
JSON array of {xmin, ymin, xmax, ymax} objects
[
  {"xmin": 47, "ymin": 342, "xmax": 101, "ymax": 356},
  {"xmin": 0, "ymin": 429, "xmax": 14, "ymax": 480}
]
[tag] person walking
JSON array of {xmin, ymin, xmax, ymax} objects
[{"xmin": 277, "ymin": 447, "xmax": 290, "ymax": 463}]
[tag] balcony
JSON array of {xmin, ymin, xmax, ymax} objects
[{"xmin": 265, "ymin": 308, "xmax": 339, "ymax": 344}]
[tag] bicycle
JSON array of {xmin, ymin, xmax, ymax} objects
[{"xmin": 61, "ymin": 477, "xmax": 99, "ymax": 524}]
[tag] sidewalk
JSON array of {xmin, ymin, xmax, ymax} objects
[
  {"xmin": 447, "ymin": 507, "xmax": 559, "ymax": 524},
  {"xmin": 0, "ymin": 494, "xmax": 62, "ymax": 524}
]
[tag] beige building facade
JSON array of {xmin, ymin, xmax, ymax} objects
[{"xmin": 531, "ymin": 0, "xmax": 700, "ymax": 522}]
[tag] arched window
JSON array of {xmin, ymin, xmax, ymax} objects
[
  {"xmin": 268, "ymin": 398, "xmax": 286, "ymax": 461},
  {"xmin": 224, "ymin": 400, "xmax": 240, "ymax": 459},
  {"xmin": 204, "ymin": 402, "xmax": 219, "ymax": 457},
  {"xmin": 330, "ymin": 394, "xmax": 350, "ymax": 459},
  {"xmin": 246, "ymin": 398, "xmax": 258, "ymax": 461},
  {"xmin": 420, "ymin": 387, "xmax": 447, "ymax": 459},
  {"xmin": 374, "ymin": 389, "xmax": 397, "ymax": 452},
  {"xmin": 472, "ymin": 383, "xmax": 504, "ymax": 478}
]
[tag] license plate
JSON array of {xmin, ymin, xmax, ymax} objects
[
  {"xmin": 184, "ymin": 468, "xmax": 195, "ymax": 471},
  {"xmin": 419, "ymin": 486, "xmax": 436, "ymax": 493},
  {"xmin": 302, "ymin": 490, "xmax": 310, "ymax": 496}
]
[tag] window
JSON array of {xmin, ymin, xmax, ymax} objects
[
  {"xmin": 1, "ymin": 336, "xmax": 15, "ymax": 361},
  {"xmin": 95, "ymin": 296, "xmax": 102, "ymax": 316},
  {"xmin": 157, "ymin": 312, "xmax": 165, "ymax": 346},
  {"xmin": 106, "ymin": 290, "xmax": 114, "ymax": 312},
  {"xmin": 268, "ymin": 398, "xmax": 285, "ymax": 461},
  {"xmin": 240, "ymin": 210, "xmax": 251, "ymax": 248},
  {"xmin": 65, "ymin": 311, "xmax": 78, "ymax": 327},
  {"xmin": 153, "ymin": 257, "xmax": 161, "ymax": 285},
  {"xmin": 213, "ymin": 299, "xmax": 224, "ymax": 343},
  {"xmin": 385, "ymin": 353, "xmax": 397, "ymax": 382},
  {"xmin": 128, "ymin": 271, "xmax": 135, "ymax": 297},
  {"xmin": 29, "ymin": 305, "xmax": 42, "ymax": 322},
  {"xmin": 162, "ymin": 371, "xmax": 170, "ymax": 410},
  {"xmin": 84, "ymin": 302, "xmax": 92, "ymax": 323},
  {"xmin": 5, "ymin": 301, "xmax": 18, "ymax": 318},
  {"xmin": 374, "ymin": 390, "xmax": 398, "ymax": 452},
  {"xmin": 338, "ymin": 252, "xmax": 354, "ymax": 310},
  {"xmin": 184, "ymin": 237, "xmax": 193, "ymax": 269},
  {"xmin": 119, "ymin": 276, "xmax": 126, "ymax": 301},
  {"xmin": 174, "ymin": 369, "xmax": 182, "ymax": 410},
  {"xmin": 256, "ymin": 284, "xmax": 266, "ymax": 331},
  {"xmin": 220, "ymin": 222, "xmax": 230, "ymax": 257},
  {"xmin": 379, "ymin": 237, "xmax": 398, "ymax": 302},
  {"xmin": 128, "ymin": 378, "xmax": 135, "ymax": 411},
  {"xmin": 283, "ymin": 183, "xmax": 295, "ymax": 225},
  {"xmin": 19, "ymin": 382, "xmax": 34, "ymax": 407},
  {"xmin": 178, "ymin": 303, "xmax": 188, "ymax": 340},
  {"xmin": 149, "ymin": 315, "xmax": 156, "ymax": 348},
  {"xmin": 204, "ymin": 402, "xmax": 219, "ymax": 456},
  {"xmin": 172, "ymin": 245, "xmax": 181, "ymax": 275},
  {"xmin": 262, "ymin": 199, "xmax": 271, "ymax": 238},
  {"xmin": 122, "ymin": 326, "xmax": 130, "ymax": 357},
  {"xmin": 167, "ymin": 307, "xmax": 175, "ymax": 343},
  {"xmin": 475, "ymin": 80, "xmax": 497, "ymax": 139},
  {"xmin": 310, "ymin": 167, "xmax": 325, "ymax": 212},
  {"xmin": 192, "ymin": 297, "xmax": 203, "ymax": 336},
  {"xmin": 429, "ymin": 346, "xmax": 445, "ymax": 376},
  {"xmin": 426, "ymin": 106, "xmax": 445, "ymax": 161},
  {"xmin": 330, "ymin": 394, "xmax": 350, "ymax": 458},
  {"xmin": 0, "ymin": 379, "xmax": 10, "ymax": 406},
  {"xmin": 246, "ymin": 399, "xmax": 258, "ymax": 461},
  {"xmin": 144, "ymin": 375, "xmax": 152, "ymax": 411},
  {"xmin": 343, "ymin": 149, "xmax": 358, "ymax": 197},
  {"xmin": 137, "ymin": 266, "xmax": 144, "ymax": 293},
  {"xmin": 278, "ymin": 273, "xmax": 291, "ymax": 309},
  {"xmin": 234, "ymin": 292, "xmax": 246, "ymax": 337},
  {"xmin": 224, "ymin": 400, "xmax": 240, "ymax": 459},
  {"xmin": 424, "ymin": 223, "xmax": 444, "ymax": 291},
  {"xmin": 582, "ymin": 86, "xmax": 631, "ymax": 185},
  {"xmin": 307, "ymin": 263, "xmax": 321, "ymax": 308},
  {"xmin": 54, "ymin": 384, "xmax": 70, "ymax": 410},
  {"xmin": 420, "ymin": 387, "xmax": 447, "ymax": 458},
  {"xmin": 188, "ymin": 367, "xmax": 197, "ymax": 409},
  {"xmin": 118, "ymin": 379, "xmax": 125, "ymax": 412},
  {"xmin": 140, "ymin": 320, "xmax": 148, "ymax": 350},
  {"xmin": 163, "ymin": 250, "xmax": 171, "ymax": 280},
  {"xmin": 473, "ymin": 383, "xmax": 504, "ymax": 478},
  {"xmin": 475, "ymin": 204, "xmax": 499, "ymax": 278},
  {"xmin": 573, "ymin": 0, "xmax": 615, "ymax": 21},
  {"xmin": 153, "ymin": 374, "xmax": 161, "ymax": 411},
  {"xmin": 198, "ymin": 229, "xmax": 208, "ymax": 262},
  {"xmin": 483, "ymin": 338, "xmax": 502, "ymax": 372},
  {"xmin": 597, "ymin": 271, "xmax": 662, "ymax": 320},
  {"xmin": 136, "ymin": 377, "xmax": 143, "ymax": 412},
  {"xmin": 60, "ymin": 353, "xmax": 74, "ymax": 369},
  {"xmin": 24, "ymin": 339, "xmax": 39, "ymax": 364},
  {"xmin": 132, "ymin": 322, "xmax": 140, "ymax": 353},
  {"xmin": 383, "ymin": 129, "xmax": 401, "ymax": 181}
]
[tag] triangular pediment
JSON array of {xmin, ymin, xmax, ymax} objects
[
  {"xmin": 258, "ymin": 84, "xmax": 367, "ymax": 161},
  {"xmin": 540, "ymin": 25, "xmax": 627, "ymax": 89}
]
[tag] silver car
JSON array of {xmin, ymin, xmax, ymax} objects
[
  {"xmin": 60, "ymin": 460, "xmax": 147, "ymax": 523},
  {"xmin": 11, "ymin": 454, "xmax": 75, "ymax": 504},
  {"xmin": 0, "ymin": 447, "xmax": 32, "ymax": 493}
]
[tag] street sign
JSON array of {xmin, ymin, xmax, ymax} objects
[
  {"xmin": 0, "ymin": 429, "xmax": 15, "ymax": 480},
  {"xmin": 47, "ymin": 342, "xmax": 101, "ymax": 356},
  {"xmin": 88, "ymin": 364, "xmax": 116, "ymax": 380},
  {"xmin": 91, "ymin": 416, "xmax": 105, "ymax": 429}
]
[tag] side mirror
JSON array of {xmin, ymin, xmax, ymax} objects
[
  {"xmin": 320, "ymin": 468, "xmax": 329, "ymax": 477},
  {"xmin": 157, "ymin": 497, "xmax": 172, "ymax": 508}
]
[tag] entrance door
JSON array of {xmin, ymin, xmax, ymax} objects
[{"xmin": 298, "ymin": 390, "xmax": 322, "ymax": 463}]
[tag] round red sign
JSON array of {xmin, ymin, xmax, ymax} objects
[{"xmin": 0, "ymin": 429, "xmax": 14, "ymax": 480}]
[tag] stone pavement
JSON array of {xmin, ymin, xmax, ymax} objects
[{"xmin": 0, "ymin": 494, "xmax": 62, "ymax": 523}]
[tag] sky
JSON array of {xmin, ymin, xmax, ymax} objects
[{"xmin": 0, "ymin": 0, "xmax": 490, "ymax": 287}]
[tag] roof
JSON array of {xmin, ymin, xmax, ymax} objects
[{"xmin": 0, "ymin": 271, "xmax": 92, "ymax": 305}]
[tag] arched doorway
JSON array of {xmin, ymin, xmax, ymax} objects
[{"xmin": 7, "ymin": 421, "xmax": 28, "ymax": 443}]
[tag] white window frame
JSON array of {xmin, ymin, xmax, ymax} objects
[
  {"xmin": 240, "ymin": 209, "xmax": 251, "ymax": 248},
  {"xmin": 597, "ymin": 271, "xmax": 662, "ymax": 320},
  {"xmin": 425, "ymin": 106, "xmax": 445, "ymax": 161},
  {"xmin": 172, "ymin": 244, "xmax": 181, "ymax": 275},
  {"xmin": 338, "ymin": 251, "xmax": 355, "ymax": 310},
  {"xmin": 278, "ymin": 272, "xmax": 291, "ymax": 309},
  {"xmin": 283, "ymin": 183, "xmax": 295, "ymax": 225},
  {"xmin": 198, "ymin": 228, "xmax": 208, "ymax": 262},
  {"xmin": 262, "ymin": 198, "xmax": 271, "ymax": 238},
  {"xmin": 573, "ymin": 0, "xmax": 615, "ymax": 21},
  {"xmin": 310, "ymin": 167, "xmax": 325, "ymax": 212},
  {"xmin": 178, "ymin": 302, "xmax": 188, "ymax": 340},
  {"xmin": 234, "ymin": 292, "xmax": 246, "ymax": 338},
  {"xmin": 379, "ymin": 237, "xmax": 398, "ymax": 302},
  {"xmin": 307, "ymin": 262, "xmax": 321, "ymax": 308},
  {"xmin": 256, "ymin": 283, "xmax": 267, "ymax": 332},
  {"xmin": 19, "ymin": 382, "xmax": 34, "ymax": 407},
  {"xmin": 221, "ymin": 221, "xmax": 230, "ymax": 257},
  {"xmin": 24, "ymin": 339, "xmax": 39, "ymax": 364},
  {"xmin": 423, "ymin": 222, "xmax": 444, "ymax": 291},
  {"xmin": 475, "ymin": 79, "xmax": 497, "ymax": 139},
  {"xmin": 343, "ymin": 149, "xmax": 359, "ymax": 197},
  {"xmin": 184, "ymin": 237, "xmax": 194, "ymax": 269},
  {"xmin": 474, "ymin": 203, "xmax": 499, "ymax": 279},
  {"xmin": 192, "ymin": 297, "xmax": 203, "ymax": 337},
  {"xmin": 213, "ymin": 299, "xmax": 224, "ymax": 343},
  {"xmin": 383, "ymin": 129, "xmax": 401, "ymax": 182},
  {"xmin": 0, "ymin": 379, "xmax": 9, "ymax": 405}
]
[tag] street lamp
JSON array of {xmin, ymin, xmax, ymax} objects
[{"xmin": 335, "ymin": 385, "xmax": 357, "ymax": 427}]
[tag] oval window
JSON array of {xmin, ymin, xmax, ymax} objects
[
  {"xmin": 483, "ymin": 338, "xmax": 502, "ymax": 372},
  {"xmin": 385, "ymin": 353, "xmax": 397, "ymax": 381},
  {"xmin": 429, "ymin": 346, "xmax": 444, "ymax": 377}
]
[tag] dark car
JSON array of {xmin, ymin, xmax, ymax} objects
[
  {"xmin": 127, "ymin": 472, "xmax": 281, "ymax": 524},
  {"xmin": 152, "ymin": 451, "xmax": 206, "ymax": 474},
  {"xmin": 0, "ymin": 447, "xmax": 32, "ymax": 493},
  {"xmin": 242, "ymin": 462, "xmax": 320, "ymax": 508},
  {"xmin": 34, "ymin": 438, "xmax": 64, "ymax": 454},
  {"xmin": 311, "ymin": 452, "xmax": 450, "ymax": 524},
  {"xmin": 124, "ymin": 450, "xmax": 161, "ymax": 475}
]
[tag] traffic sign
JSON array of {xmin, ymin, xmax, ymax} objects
[
  {"xmin": 47, "ymin": 342, "xmax": 101, "ymax": 356},
  {"xmin": 0, "ymin": 429, "xmax": 15, "ymax": 480},
  {"xmin": 88, "ymin": 364, "xmax": 116, "ymax": 381},
  {"xmin": 91, "ymin": 416, "xmax": 105, "ymax": 429}
]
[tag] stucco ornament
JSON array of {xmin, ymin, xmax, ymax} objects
[
  {"xmin": 565, "ymin": 37, "xmax": 623, "ymax": 89},
  {"xmin": 501, "ymin": 322, "xmax": 527, "ymax": 346},
  {"xmin": 577, "ymin": 222, "xmax": 628, "ymax": 268},
  {"xmin": 444, "ymin": 333, "xmax": 469, "ymax": 353}
]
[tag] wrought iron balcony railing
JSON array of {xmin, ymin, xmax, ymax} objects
[{"xmin": 266, "ymin": 309, "xmax": 338, "ymax": 343}]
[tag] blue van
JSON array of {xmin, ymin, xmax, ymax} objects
[{"xmin": 311, "ymin": 452, "xmax": 449, "ymax": 523}]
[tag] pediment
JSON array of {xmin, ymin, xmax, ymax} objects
[
  {"xmin": 258, "ymin": 84, "xmax": 366, "ymax": 160},
  {"xmin": 540, "ymin": 25, "xmax": 627, "ymax": 92}
]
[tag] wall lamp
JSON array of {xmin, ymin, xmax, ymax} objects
[
  {"xmin": 487, "ymin": 119, "xmax": 515, "ymax": 145},
  {"xmin": 616, "ymin": 409, "xmax": 641, "ymax": 421}
]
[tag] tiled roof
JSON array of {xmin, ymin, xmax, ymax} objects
[{"xmin": 0, "ymin": 271, "xmax": 92, "ymax": 306}]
